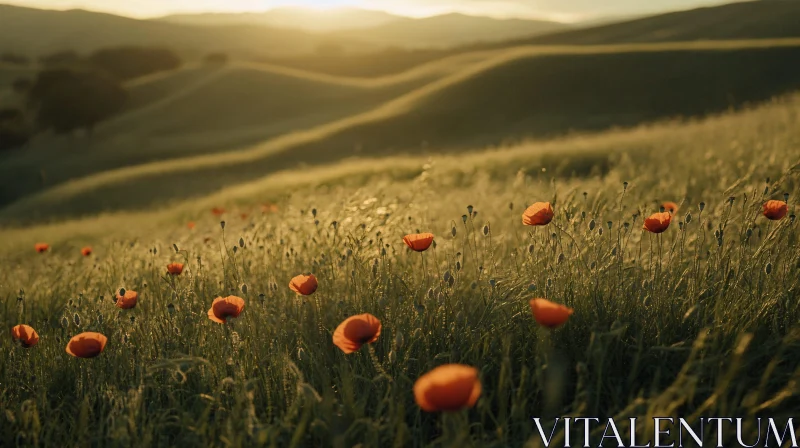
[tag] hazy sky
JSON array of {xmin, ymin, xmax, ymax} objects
[{"xmin": 5, "ymin": 0, "xmax": 738, "ymax": 21}]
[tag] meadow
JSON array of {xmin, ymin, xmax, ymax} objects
[{"xmin": 1, "ymin": 90, "xmax": 798, "ymax": 446}]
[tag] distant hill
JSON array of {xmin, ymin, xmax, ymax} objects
[
  {"xmin": 332, "ymin": 13, "xmax": 569, "ymax": 48},
  {"xmin": 0, "ymin": 4, "xmax": 375, "ymax": 58},
  {"xmin": 267, "ymin": 0, "xmax": 800, "ymax": 76},
  {"xmin": 159, "ymin": 7, "xmax": 407, "ymax": 32},
  {"xmin": 513, "ymin": 0, "xmax": 800, "ymax": 45},
  {"xmin": 159, "ymin": 9, "xmax": 568, "ymax": 49}
]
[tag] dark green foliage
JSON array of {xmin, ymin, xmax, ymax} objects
[
  {"xmin": 0, "ymin": 108, "xmax": 32, "ymax": 151},
  {"xmin": 0, "ymin": 52, "xmax": 30, "ymax": 65},
  {"xmin": 39, "ymin": 50, "xmax": 81, "ymax": 67},
  {"xmin": 27, "ymin": 68, "xmax": 128, "ymax": 133},
  {"xmin": 88, "ymin": 47, "xmax": 181, "ymax": 81}
]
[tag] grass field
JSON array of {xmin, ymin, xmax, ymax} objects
[
  {"xmin": 1, "ymin": 85, "xmax": 799, "ymax": 445},
  {"xmin": 3, "ymin": 39, "xmax": 800, "ymax": 223}
]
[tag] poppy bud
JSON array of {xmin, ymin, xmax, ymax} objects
[
  {"xmin": 589, "ymin": 220, "xmax": 596, "ymax": 231},
  {"xmin": 220, "ymin": 221, "xmax": 226, "ymax": 230},
  {"xmin": 699, "ymin": 202, "xmax": 705, "ymax": 211}
]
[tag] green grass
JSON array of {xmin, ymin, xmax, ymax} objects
[
  {"xmin": 4, "ymin": 39, "xmax": 800, "ymax": 222},
  {"xmin": 1, "ymin": 93, "xmax": 799, "ymax": 446}
]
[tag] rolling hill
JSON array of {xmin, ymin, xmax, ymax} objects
[
  {"xmin": 158, "ymin": 7, "xmax": 407, "ymax": 32},
  {"xmin": 268, "ymin": 0, "xmax": 800, "ymax": 77},
  {"xmin": 3, "ymin": 39, "xmax": 800, "ymax": 222},
  {"xmin": 0, "ymin": 4, "xmax": 375, "ymax": 58}
]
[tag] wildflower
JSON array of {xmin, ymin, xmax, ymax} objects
[
  {"xmin": 35, "ymin": 243, "xmax": 49, "ymax": 253},
  {"xmin": 402, "ymin": 233, "xmax": 434, "ymax": 252},
  {"xmin": 65, "ymin": 332, "xmax": 107, "ymax": 358},
  {"xmin": 332, "ymin": 313, "xmax": 381, "ymax": 354},
  {"xmin": 11, "ymin": 324, "xmax": 39, "ymax": 348},
  {"xmin": 81, "ymin": 246, "xmax": 92, "ymax": 257},
  {"xmin": 643, "ymin": 212, "xmax": 672, "ymax": 233},
  {"xmin": 207, "ymin": 296, "xmax": 245, "ymax": 324},
  {"xmin": 115, "ymin": 290, "xmax": 139, "ymax": 310},
  {"xmin": 413, "ymin": 364, "xmax": 482, "ymax": 412},
  {"xmin": 529, "ymin": 298, "xmax": 574, "ymax": 328},
  {"xmin": 661, "ymin": 201, "xmax": 679, "ymax": 214},
  {"xmin": 211, "ymin": 207, "xmax": 225, "ymax": 216},
  {"xmin": 187, "ymin": 222, "xmax": 196, "ymax": 230},
  {"xmin": 289, "ymin": 274, "xmax": 318, "ymax": 295},
  {"xmin": 167, "ymin": 263, "xmax": 184, "ymax": 276},
  {"xmin": 763, "ymin": 200, "xmax": 788, "ymax": 221},
  {"xmin": 522, "ymin": 202, "xmax": 554, "ymax": 226},
  {"xmin": 261, "ymin": 203, "xmax": 278, "ymax": 214}
]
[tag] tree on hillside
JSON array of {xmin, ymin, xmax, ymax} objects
[
  {"xmin": 88, "ymin": 47, "xmax": 181, "ymax": 81},
  {"xmin": 1, "ymin": 53, "xmax": 30, "ymax": 66},
  {"xmin": 0, "ymin": 108, "xmax": 32, "ymax": 151},
  {"xmin": 40, "ymin": 50, "xmax": 82, "ymax": 67},
  {"xmin": 27, "ymin": 69, "xmax": 128, "ymax": 134}
]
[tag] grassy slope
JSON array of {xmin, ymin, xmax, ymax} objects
[
  {"xmin": 0, "ymin": 93, "xmax": 797, "ymax": 446},
  {"xmin": 268, "ymin": 0, "xmax": 800, "ymax": 77},
  {"xmin": 3, "ymin": 39, "xmax": 800, "ymax": 222},
  {"xmin": 0, "ymin": 50, "xmax": 490, "ymax": 209}
]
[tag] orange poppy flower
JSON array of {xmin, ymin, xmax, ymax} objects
[
  {"xmin": 211, "ymin": 207, "xmax": 226, "ymax": 216},
  {"xmin": 643, "ymin": 212, "xmax": 671, "ymax": 233},
  {"xmin": 763, "ymin": 200, "xmax": 788, "ymax": 221},
  {"xmin": 187, "ymin": 222, "xmax": 196, "ymax": 230},
  {"xmin": 35, "ymin": 243, "xmax": 49, "ymax": 253},
  {"xmin": 332, "ymin": 313, "xmax": 382, "ymax": 354},
  {"xmin": 115, "ymin": 290, "xmax": 138, "ymax": 310},
  {"xmin": 65, "ymin": 332, "xmax": 107, "ymax": 358},
  {"xmin": 413, "ymin": 364, "xmax": 482, "ymax": 412},
  {"xmin": 403, "ymin": 233, "xmax": 434, "ymax": 252},
  {"xmin": 261, "ymin": 203, "xmax": 279, "ymax": 214},
  {"xmin": 289, "ymin": 274, "xmax": 318, "ymax": 295},
  {"xmin": 167, "ymin": 263, "xmax": 184, "ymax": 276},
  {"xmin": 661, "ymin": 201, "xmax": 679, "ymax": 214},
  {"xmin": 11, "ymin": 324, "xmax": 39, "ymax": 348},
  {"xmin": 81, "ymin": 246, "xmax": 92, "ymax": 257},
  {"xmin": 522, "ymin": 202, "xmax": 554, "ymax": 226},
  {"xmin": 240, "ymin": 213, "xmax": 249, "ymax": 220},
  {"xmin": 529, "ymin": 298, "xmax": 574, "ymax": 328},
  {"xmin": 207, "ymin": 296, "xmax": 245, "ymax": 324}
]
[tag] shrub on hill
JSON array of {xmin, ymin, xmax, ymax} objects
[
  {"xmin": 27, "ymin": 68, "xmax": 128, "ymax": 134},
  {"xmin": 0, "ymin": 52, "xmax": 30, "ymax": 66},
  {"xmin": 87, "ymin": 47, "xmax": 182, "ymax": 81},
  {"xmin": 0, "ymin": 108, "xmax": 32, "ymax": 151}
]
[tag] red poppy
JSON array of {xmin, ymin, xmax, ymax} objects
[
  {"xmin": 207, "ymin": 296, "xmax": 245, "ymax": 323},
  {"xmin": 529, "ymin": 298, "xmax": 574, "ymax": 328},
  {"xmin": 211, "ymin": 207, "xmax": 226, "ymax": 216},
  {"xmin": 332, "ymin": 313, "xmax": 382, "ymax": 354},
  {"xmin": 167, "ymin": 263, "xmax": 184, "ymax": 276},
  {"xmin": 403, "ymin": 233, "xmax": 434, "ymax": 252},
  {"xmin": 81, "ymin": 246, "xmax": 92, "ymax": 257},
  {"xmin": 35, "ymin": 243, "xmax": 49, "ymax": 253},
  {"xmin": 240, "ymin": 213, "xmax": 249, "ymax": 220},
  {"xmin": 11, "ymin": 324, "xmax": 39, "ymax": 348},
  {"xmin": 187, "ymin": 222, "xmax": 196, "ymax": 230},
  {"xmin": 414, "ymin": 364, "xmax": 482, "ymax": 412},
  {"xmin": 763, "ymin": 200, "xmax": 788, "ymax": 221},
  {"xmin": 289, "ymin": 274, "xmax": 318, "ymax": 295},
  {"xmin": 643, "ymin": 212, "xmax": 671, "ymax": 233},
  {"xmin": 115, "ymin": 290, "xmax": 138, "ymax": 310},
  {"xmin": 66, "ymin": 332, "xmax": 107, "ymax": 358},
  {"xmin": 522, "ymin": 202, "xmax": 554, "ymax": 226},
  {"xmin": 661, "ymin": 201, "xmax": 679, "ymax": 214}
]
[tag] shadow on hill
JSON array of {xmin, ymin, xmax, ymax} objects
[{"xmin": 4, "ymin": 46, "xmax": 800, "ymax": 223}]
